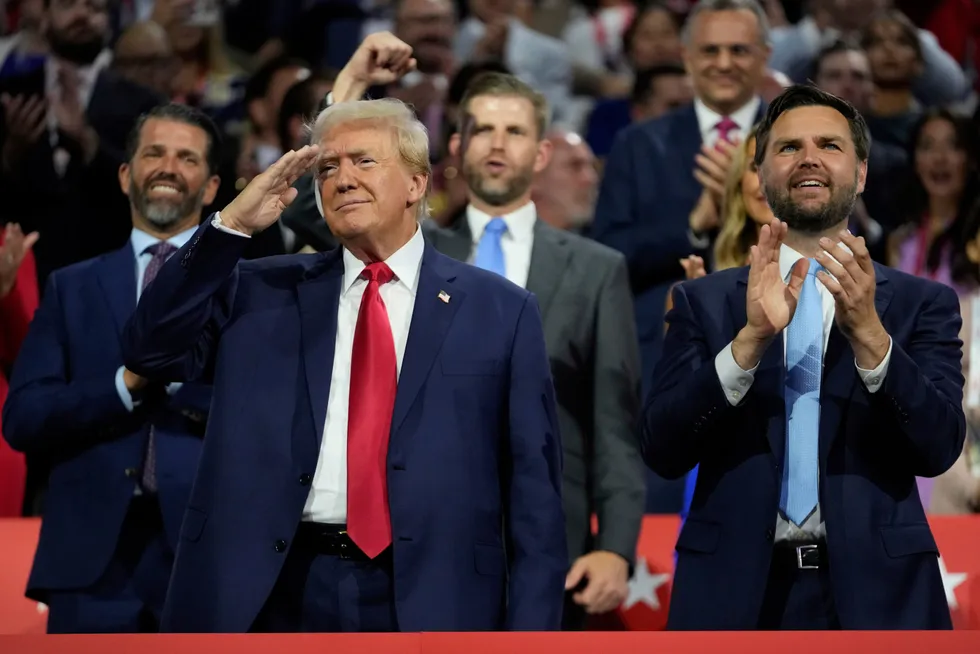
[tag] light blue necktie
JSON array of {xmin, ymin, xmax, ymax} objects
[
  {"xmin": 473, "ymin": 217, "xmax": 508, "ymax": 277},
  {"xmin": 781, "ymin": 259, "xmax": 823, "ymax": 526}
]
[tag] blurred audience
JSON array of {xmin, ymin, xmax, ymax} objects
[
  {"xmin": 531, "ymin": 127, "xmax": 600, "ymax": 233},
  {"xmin": 112, "ymin": 20, "xmax": 175, "ymax": 98}
]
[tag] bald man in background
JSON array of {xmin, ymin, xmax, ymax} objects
[
  {"xmin": 112, "ymin": 21, "xmax": 175, "ymax": 99},
  {"xmin": 531, "ymin": 129, "xmax": 599, "ymax": 235}
]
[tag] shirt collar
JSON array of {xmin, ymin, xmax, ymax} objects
[
  {"xmin": 465, "ymin": 200, "xmax": 537, "ymax": 245},
  {"xmin": 342, "ymin": 223, "xmax": 425, "ymax": 295},
  {"xmin": 131, "ymin": 224, "xmax": 198, "ymax": 256},
  {"xmin": 694, "ymin": 95, "xmax": 762, "ymax": 136}
]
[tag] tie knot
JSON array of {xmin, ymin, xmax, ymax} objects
[
  {"xmin": 362, "ymin": 262, "xmax": 394, "ymax": 285},
  {"xmin": 144, "ymin": 241, "xmax": 177, "ymax": 260},
  {"xmin": 484, "ymin": 217, "xmax": 508, "ymax": 235},
  {"xmin": 716, "ymin": 116, "xmax": 738, "ymax": 139},
  {"xmin": 806, "ymin": 258, "xmax": 823, "ymax": 278}
]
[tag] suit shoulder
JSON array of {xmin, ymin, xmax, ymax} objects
[
  {"xmin": 677, "ymin": 265, "xmax": 745, "ymax": 301},
  {"xmin": 557, "ymin": 229, "xmax": 626, "ymax": 267},
  {"xmin": 878, "ymin": 264, "xmax": 960, "ymax": 305}
]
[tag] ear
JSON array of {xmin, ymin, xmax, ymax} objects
[
  {"xmin": 856, "ymin": 159, "xmax": 868, "ymax": 195},
  {"xmin": 449, "ymin": 132, "xmax": 461, "ymax": 159},
  {"xmin": 118, "ymin": 162, "xmax": 132, "ymax": 196},
  {"xmin": 533, "ymin": 138, "xmax": 553, "ymax": 174},
  {"xmin": 408, "ymin": 172, "xmax": 429, "ymax": 208},
  {"xmin": 203, "ymin": 174, "xmax": 221, "ymax": 206}
]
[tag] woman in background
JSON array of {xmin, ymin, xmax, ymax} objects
[
  {"xmin": 888, "ymin": 108, "xmax": 978, "ymax": 295},
  {"xmin": 0, "ymin": 223, "xmax": 38, "ymax": 516}
]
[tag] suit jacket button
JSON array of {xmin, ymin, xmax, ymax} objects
[
  {"xmin": 299, "ymin": 473, "xmax": 312, "ymax": 486},
  {"xmin": 124, "ymin": 467, "xmax": 137, "ymax": 478},
  {"xmin": 765, "ymin": 528, "xmax": 774, "ymax": 542},
  {"xmin": 274, "ymin": 539, "xmax": 288, "ymax": 553}
]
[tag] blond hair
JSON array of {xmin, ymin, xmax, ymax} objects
[
  {"xmin": 458, "ymin": 72, "xmax": 550, "ymax": 139},
  {"xmin": 308, "ymin": 98, "xmax": 431, "ymax": 220},
  {"xmin": 714, "ymin": 126, "xmax": 761, "ymax": 270}
]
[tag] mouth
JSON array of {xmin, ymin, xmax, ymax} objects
[
  {"xmin": 336, "ymin": 199, "xmax": 370, "ymax": 210},
  {"xmin": 484, "ymin": 159, "xmax": 507, "ymax": 174},
  {"xmin": 791, "ymin": 178, "xmax": 829, "ymax": 190},
  {"xmin": 928, "ymin": 170, "xmax": 955, "ymax": 185},
  {"xmin": 146, "ymin": 181, "xmax": 185, "ymax": 197}
]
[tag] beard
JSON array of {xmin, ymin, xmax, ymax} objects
[
  {"xmin": 462, "ymin": 159, "xmax": 534, "ymax": 208},
  {"xmin": 47, "ymin": 28, "xmax": 104, "ymax": 65},
  {"xmin": 130, "ymin": 174, "xmax": 205, "ymax": 231},
  {"xmin": 763, "ymin": 175, "xmax": 859, "ymax": 235}
]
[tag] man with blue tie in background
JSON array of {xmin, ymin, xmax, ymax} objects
[
  {"xmin": 121, "ymin": 34, "xmax": 566, "ymax": 633},
  {"xmin": 642, "ymin": 85, "xmax": 964, "ymax": 630},
  {"xmin": 2, "ymin": 103, "xmax": 218, "ymax": 633}
]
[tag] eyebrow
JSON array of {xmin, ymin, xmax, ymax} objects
[{"xmin": 317, "ymin": 149, "xmax": 371, "ymax": 165}]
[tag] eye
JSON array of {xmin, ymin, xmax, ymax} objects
[
  {"xmin": 358, "ymin": 158, "xmax": 376, "ymax": 166},
  {"xmin": 824, "ymin": 143, "xmax": 841, "ymax": 151},
  {"xmin": 779, "ymin": 144, "xmax": 797, "ymax": 153}
]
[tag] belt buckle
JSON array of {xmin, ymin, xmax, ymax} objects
[
  {"xmin": 337, "ymin": 530, "xmax": 352, "ymax": 560},
  {"xmin": 796, "ymin": 544, "xmax": 819, "ymax": 569}
]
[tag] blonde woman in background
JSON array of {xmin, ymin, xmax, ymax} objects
[{"xmin": 676, "ymin": 124, "xmax": 774, "ymax": 283}]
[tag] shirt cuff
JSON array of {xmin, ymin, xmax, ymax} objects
[
  {"xmin": 166, "ymin": 382, "xmax": 183, "ymax": 395},
  {"xmin": 855, "ymin": 336, "xmax": 892, "ymax": 393},
  {"xmin": 715, "ymin": 341, "xmax": 757, "ymax": 406},
  {"xmin": 115, "ymin": 366, "xmax": 138, "ymax": 412},
  {"xmin": 688, "ymin": 229, "xmax": 711, "ymax": 249},
  {"xmin": 211, "ymin": 211, "xmax": 251, "ymax": 238}
]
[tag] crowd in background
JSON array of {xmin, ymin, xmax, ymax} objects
[{"xmin": 1, "ymin": 0, "xmax": 980, "ymax": 563}]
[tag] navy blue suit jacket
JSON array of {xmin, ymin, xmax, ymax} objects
[
  {"xmin": 641, "ymin": 262, "xmax": 964, "ymax": 629},
  {"xmin": 1, "ymin": 242, "xmax": 211, "ymax": 602},
  {"xmin": 120, "ymin": 219, "xmax": 567, "ymax": 633},
  {"xmin": 591, "ymin": 102, "xmax": 765, "ymax": 390}
]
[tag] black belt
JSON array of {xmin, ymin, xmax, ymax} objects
[
  {"xmin": 294, "ymin": 523, "xmax": 374, "ymax": 561},
  {"xmin": 773, "ymin": 541, "xmax": 827, "ymax": 570}
]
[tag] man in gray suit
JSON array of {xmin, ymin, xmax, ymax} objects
[{"xmin": 424, "ymin": 71, "xmax": 645, "ymax": 630}]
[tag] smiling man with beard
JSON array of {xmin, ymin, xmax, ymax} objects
[
  {"xmin": 2, "ymin": 103, "xmax": 219, "ymax": 633},
  {"xmin": 0, "ymin": 0, "xmax": 165, "ymax": 290},
  {"xmin": 424, "ymin": 72, "xmax": 645, "ymax": 630},
  {"xmin": 642, "ymin": 84, "xmax": 964, "ymax": 630}
]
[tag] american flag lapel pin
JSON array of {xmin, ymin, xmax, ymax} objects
[{"xmin": 438, "ymin": 290, "xmax": 451, "ymax": 303}]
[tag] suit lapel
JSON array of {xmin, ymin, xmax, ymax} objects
[
  {"xmin": 732, "ymin": 270, "xmax": 786, "ymax": 463},
  {"xmin": 390, "ymin": 244, "xmax": 464, "ymax": 436},
  {"xmin": 297, "ymin": 250, "xmax": 344, "ymax": 454},
  {"xmin": 818, "ymin": 264, "xmax": 894, "ymax": 463},
  {"xmin": 526, "ymin": 221, "xmax": 571, "ymax": 322},
  {"xmin": 96, "ymin": 242, "xmax": 137, "ymax": 336}
]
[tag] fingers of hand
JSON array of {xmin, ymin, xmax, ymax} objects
[
  {"xmin": 816, "ymin": 238, "xmax": 861, "ymax": 298},
  {"xmin": 694, "ymin": 152, "xmax": 727, "ymax": 184},
  {"xmin": 837, "ymin": 229, "xmax": 874, "ymax": 274},
  {"xmin": 693, "ymin": 168, "xmax": 724, "ymax": 196}
]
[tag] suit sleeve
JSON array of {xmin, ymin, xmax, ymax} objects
[
  {"xmin": 504, "ymin": 293, "xmax": 567, "ymax": 631},
  {"xmin": 591, "ymin": 255, "xmax": 645, "ymax": 566},
  {"xmin": 2, "ymin": 273, "xmax": 133, "ymax": 456},
  {"xmin": 870, "ymin": 284, "xmax": 966, "ymax": 477},
  {"xmin": 121, "ymin": 217, "xmax": 247, "ymax": 383},
  {"xmin": 591, "ymin": 127, "xmax": 705, "ymax": 294},
  {"xmin": 639, "ymin": 283, "xmax": 740, "ymax": 479}
]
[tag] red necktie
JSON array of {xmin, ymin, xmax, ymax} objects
[
  {"xmin": 347, "ymin": 262, "xmax": 397, "ymax": 558},
  {"xmin": 716, "ymin": 116, "xmax": 738, "ymax": 145}
]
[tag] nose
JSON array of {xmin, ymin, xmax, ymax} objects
[
  {"xmin": 715, "ymin": 48, "xmax": 733, "ymax": 71},
  {"xmin": 334, "ymin": 159, "xmax": 358, "ymax": 192},
  {"xmin": 490, "ymin": 128, "xmax": 506, "ymax": 151},
  {"xmin": 798, "ymin": 142, "xmax": 823, "ymax": 168}
]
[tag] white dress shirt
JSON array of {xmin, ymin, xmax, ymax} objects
[
  {"xmin": 115, "ymin": 225, "xmax": 198, "ymax": 412},
  {"xmin": 693, "ymin": 96, "xmax": 761, "ymax": 149},
  {"xmin": 714, "ymin": 244, "xmax": 893, "ymax": 540},
  {"xmin": 304, "ymin": 224, "xmax": 425, "ymax": 523},
  {"xmin": 211, "ymin": 215, "xmax": 424, "ymax": 522},
  {"xmin": 465, "ymin": 201, "xmax": 537, "ymax": 289}
]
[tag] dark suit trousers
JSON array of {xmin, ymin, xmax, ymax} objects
[
  {"xmin": 251, "ymin": 524, "xmax": 398, "ymax": 633},
  {"xmin": 45, "ymin": 495, "xmax": 171, "ymax": 633},
  {"xmin": 757, "ymin": 545, "xmax": 841, "ymax": 630}
]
